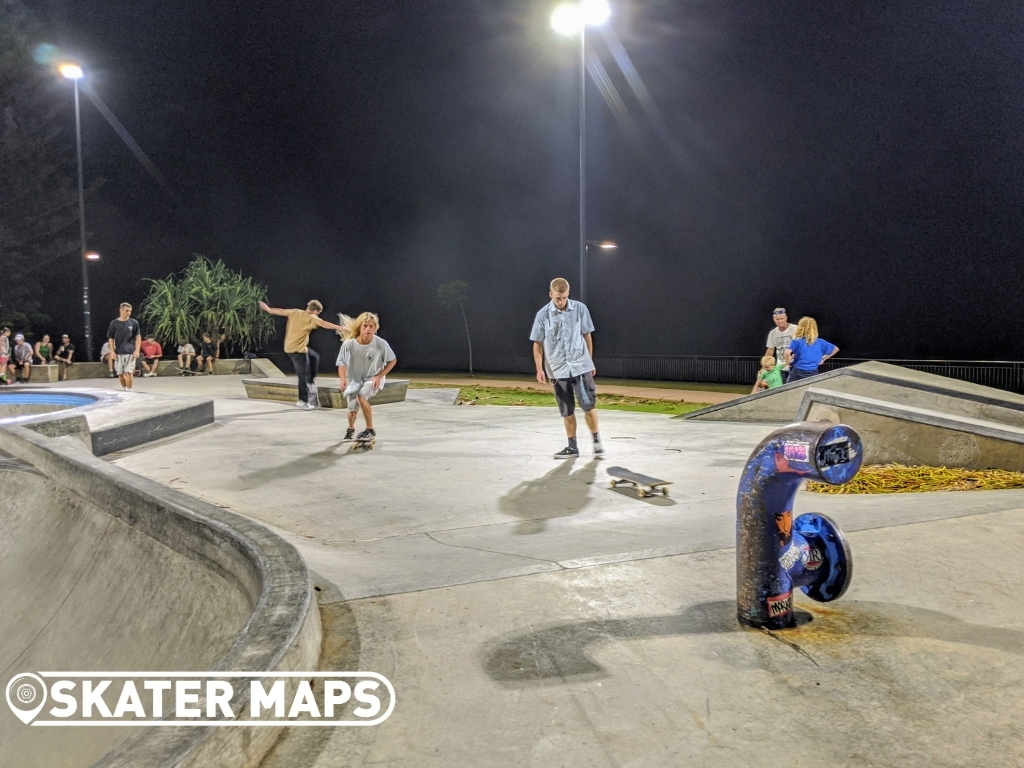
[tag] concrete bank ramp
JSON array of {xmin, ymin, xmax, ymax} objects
[
  {"xmin": 0, "ymin": 423, "xmax": 320, "ymax": 767},
  {"xmin": 681, "ymin": 361, "xmax": 1024, "ymax": 424}
]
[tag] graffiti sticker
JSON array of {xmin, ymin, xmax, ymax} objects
[
  {"xmin": 775, "ymin": 511, "xmax": 792, "ymax": 540},
  {"xmin": 803, "ymin": 547, "xmax": 823, "ymax": 571},
  {"xmin": 782, "ymin": 442, "xmax": 810, "ymax": 462},
  {"xmin": 779, "ymin": 545, "xmax": 801, "ymax": 571},
  {"xmin": 767, "ymin": 591, "xmax": 793, "ymax": 619}
]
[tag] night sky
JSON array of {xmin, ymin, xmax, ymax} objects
[{"xmin": 32, "ymin": 0, "xmax": 1024, "ymax": 365}]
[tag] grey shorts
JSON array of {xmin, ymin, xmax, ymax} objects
[
  {"xmin": 553, "ymin": 373, "xmax": 597, "ymax": 417},
  {"xmin": 115, "ymin": 354, "xmax": 135, "ymax": 375},
  {"xmin": 346, "ymin": 381, "xmax": 376, "ymax": 412}
]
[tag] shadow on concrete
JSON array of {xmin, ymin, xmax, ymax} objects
[
  {"xmin": 499, "ymin": 459, "xmax": 599, "ymax": 535},
  {"xmin": 482, "ymin": 599, "xmax": 1024, "ymax": 686},
  {"xmin": 236, "ymin": 442, "xmax": 349, "ymax": 488},
  {"xmin": 257, "ymin": 597, "xmax": 371, "ymax": 767}
]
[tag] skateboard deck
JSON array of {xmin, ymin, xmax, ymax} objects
[
  {"xmin": 607, "ymin": 466, "xmax": 671, "ymax": 498},
  {"xmin": 307, "ymin": 382, "xmax": 319, "ymax": 407},
  {"xmin": 350, "ymin": 437, "xmax": 376, "ymax": 451},
  {"xmin": 176, "ymin": 366, "xmax": 198, "ymax": 376}
]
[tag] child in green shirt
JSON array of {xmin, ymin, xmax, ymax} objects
[{"xmin": 752, "ymin": 355, "xmax": 785, "ymax": 393}]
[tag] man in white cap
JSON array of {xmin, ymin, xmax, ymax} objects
[
  {"xmin": 9, "ymin": 334, "xmax": 34, "ymax": 383},
  {"xmin": 765, "ymin": 307, "xmax": 798, "ymax": 376}
]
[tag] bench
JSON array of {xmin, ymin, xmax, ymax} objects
[{"xmin": 242, "ymin": 377, "xmax": 409, "ymax": 407}]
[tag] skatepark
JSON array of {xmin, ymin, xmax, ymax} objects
[{"xmin": 2, "ymin": 367, "xmax": 1024, "ymax": 766}]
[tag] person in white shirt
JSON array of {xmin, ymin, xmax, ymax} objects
[
  {"xmin": 336, "ymin": 312, "xmax": 397, "ymax": 442},
  {"xmin": 765, "ymin": 307, "xmax": 798, "ymax": 373}
]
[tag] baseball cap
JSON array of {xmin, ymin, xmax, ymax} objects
[
  {"xmin": 14, "ymin": 334, "xmax": 24, "ymax": 340},
  {"xmin": 772, "ymin": 308, "xmax": 787, "ymax": 315}
]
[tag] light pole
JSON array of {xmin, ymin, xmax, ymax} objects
[
  {"xmin": 551, "ymin": 0, "xmax": 611, "ymax": 303},
  {"xmin": 60, "ymin": 62, "xmax": 95, "ymax": 362}
]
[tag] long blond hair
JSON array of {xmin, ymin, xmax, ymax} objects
[
  {"xmin": 795, "ymin": 316, "xmax": 819, "ymax": 344},
  {"xmin": 337, "ymin": 312, "xmax": 380, "ymax": 341}
]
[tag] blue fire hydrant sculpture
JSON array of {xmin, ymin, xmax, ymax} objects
[{"xmin": 736, "ymin": 422, "xmax": 862, "ymax": 630}]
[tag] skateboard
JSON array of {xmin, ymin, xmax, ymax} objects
[
  {"xmin": 349, "ymin": 436, "xmax": 376, "ymax": 451},
  {"xmin": 176, "ymin": 366, "xmax": 198, "ymax": 376},
  {"xmin": 607, "ymin": 466, "xmax": 671, "ymax": 498},
  {"xmin": 307, "ymin": 382, "xmax": 319, "ymax": 407}
]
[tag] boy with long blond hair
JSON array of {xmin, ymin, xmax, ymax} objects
[{"xmin": 336, "ymin": 311, "xmax": 397, "ymax": 441}]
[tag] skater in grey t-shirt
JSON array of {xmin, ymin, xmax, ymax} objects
[{"xmin": 336, "ymin": 312, "xmax": 397, "ymax": 442}]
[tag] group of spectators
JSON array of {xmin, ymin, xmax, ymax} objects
[
  {"xmin": 99, "ymin": 332, "xmax": 218, "ymax": 377},
  {"xmin": 0, "ymin": 328, "xmax": 77, "ymax": 384},
  {"xmin": 752, "ymin": 308, "xmax": 839, "ymax": 393}
]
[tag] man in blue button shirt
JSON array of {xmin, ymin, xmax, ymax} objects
[{"xmin": 530, "ymin": 277, "xmax": 604, "ymax": 458}]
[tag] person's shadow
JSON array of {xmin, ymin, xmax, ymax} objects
[{"xmin": 499, "ymin": 459, "xmax": 600, "ymax": 535}]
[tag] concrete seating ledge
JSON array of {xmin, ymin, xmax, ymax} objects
[
  {"xmin": 243, "ymin": 377, "xmax": 410, "ymax": 407},
  {"xmin": 26, "ymin": 357, "xmax": 285, "ymax": 383}
]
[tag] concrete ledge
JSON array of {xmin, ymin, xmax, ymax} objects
[
  {"xmin": 0, "ymin": 388, "xmax": 214, "ymax": 456},
  {"xmin": 797, "ymin": 386, "xmax": 1024, "ymax": 470},
  {"xmin": 63, "ymin": 358, "xmax": 259, "ymax": 380},
  {"xmin": 0, "ymin": 423, "xmax": 321, "ymax": 768},
  {"xmin": 243, "ymin": 377, "xmax": 409, "ymax": 407},
  {"xmin": 28, "ymin": 363, "xmax": 59, "ymax": 383},
  {"xmin": 248, "ymin": 357, "xmax": 285, "ymax": 378}
]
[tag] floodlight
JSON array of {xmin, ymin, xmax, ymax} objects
[
  {"xmin": 551, "ymin": 3, "xmax": 583, "ymax": 35},
  {"xmin": 60, "ymin": 63, "xmax": 83, "ymax": 80},
  {"xmin": 599, "ymin": 241, "xmax": 617, "ymax": 249},
  {"xmin": 85, "ymin": 252, "xmax": 100, "ymax": 261},
  {"xmin": 580, "ymin": 0, "xmax": 611, "ymax": 26}
]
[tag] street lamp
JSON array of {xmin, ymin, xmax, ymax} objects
[
  {"xmin": 61, "ymin": 62, "xmax": 95, "ymax": 361},
  {"xmin": 551, "ymin": 0, "xmax": 611, "ymax": 303}
]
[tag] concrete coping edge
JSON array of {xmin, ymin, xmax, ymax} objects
[{"xmin": 0, "ymin": 424, "xmax": 322, "ymax": 768}]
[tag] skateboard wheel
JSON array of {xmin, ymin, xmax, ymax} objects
[
  {"xmin": 637, "ymin": 489, "xmax": 646, "ymax": 498},
  {"xmin": 662, "ymin": 489, "xmax": 670, "ymax": 497},
  {"xmin": 609, "ymin": 480, "xmax": 617, "ymax": 488}
]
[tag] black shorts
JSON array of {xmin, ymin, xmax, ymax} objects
[{"xmin": 553, "ymin": 373, "xmax": 597, "ymax": 417}]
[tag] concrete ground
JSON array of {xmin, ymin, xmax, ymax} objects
[{"xmin": 48, "ymin": 375, "xmax": 1024, "ymax": 767}]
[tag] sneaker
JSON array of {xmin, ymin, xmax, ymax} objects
[
  {"xmin": 357, "ymin": 429, "xmax": 376, "ymax": 441},
  {"xmin": 108, "ymin": 370, "xmax": 117, "ymax": 378},
  {"xmin": 344, "ymin": 428, "xmax": 355, "ymax": 441},
  {"xmin": 554, "ymin": 446, "xmax": 580, "ymax": 459},
  {"xmin": 297, "ymin": 401, "xmax": 316, "ymax": 410},
  {"xmin": 593, "ymin": 441, "xmax": 605, "ymax": 456}
]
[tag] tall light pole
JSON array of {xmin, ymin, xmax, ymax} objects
[
  {"xmin": 60, "ymin": 62, "xmax": 94, "ymax": 361},
  {"xmin": 551, "ymin": 0, "xmax": 611, "ymax": 303}
]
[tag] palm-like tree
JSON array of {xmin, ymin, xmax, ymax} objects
[
  {"xmin": 438, "ymin": 280, "xmax": 473, "ymax": 376},
  {"xmin": 141, "ymin": 255, "xmax": 275, "ymax": 356}
]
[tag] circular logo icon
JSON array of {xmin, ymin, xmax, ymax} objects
[{"xmin": 5, "ymin": 673, "xmax": 48, "ymax": 724}]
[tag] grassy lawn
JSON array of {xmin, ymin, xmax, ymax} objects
[
  {"xmin": 402, "ymin": 371, "xmax": 749, "ymax": 395},
  {"xmin": 410, "ymin": 383, "xmax": 710, "ymax": 416}
]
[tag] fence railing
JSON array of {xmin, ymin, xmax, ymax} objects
[{"xmin": 395, "ymin": 354, "xmax": 1024, "ymax": 395}]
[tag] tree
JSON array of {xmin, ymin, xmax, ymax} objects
[
  {"xmin": 437, "ymin": 280, "xmax": 474, "ymax": 376},
  {"xmin": 0, "ymin": 2, "xmax": 88, "ymax": 333},
  {"xmin": 140, "ymin": 255, "xmax": 275, "ymax": 356}
]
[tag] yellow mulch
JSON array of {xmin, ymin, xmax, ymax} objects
[{"xmin": 805, "ymin": 463, "xmax": 1024, "ymax": 494}]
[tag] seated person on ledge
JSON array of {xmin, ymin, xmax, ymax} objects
[
  {"xmin": 33, "ymin": 334, "xmax": 53, "ymax": 365},
  {"xmin": 10, "ymin": 334, "xmax": 33, "ymax": 383},
  {"xmin": 195, "ymin": 333, "xmax": 217, "ymax": 374},
  {"xmin": 54, "ymin": 335, "xmax": 75, "ymax": 381},
  {"xmin": 177, "ymin": 338, "xmax": 195, "ymax": 372},
  {"xmin": 140, "ymin": 335, "xmax": 163, "ymax": 377},
  {"xmin": 100, "ymin": 340, "xmax": 116, "ymax": 378}
]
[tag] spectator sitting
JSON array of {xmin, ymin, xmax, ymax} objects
[
  {"xmin": 33, "ymin": 334, "xmax": 54, "ymax": 365},
  {"xmin": 140, "ymin": 335, "xmax": 163, "ymax": 377},
  {"xmin": 785, "ymin": 316, "xmax": 839, "ymax": 384},
  {"xmin": 196, "ymin": 333, "xmax": 217, "ymax": 375},
  {"xmin": 0, "ymin": 328, "xmax": 10, "ymax": 385},
  {"xmin": 10, "ymin": 334, "xmax": 33, "ymax": 383},
  {"xmin": 751, "ymin": 355, "xmax": 785, "ymax": 394},
  {"xmin": 54, "ymin": 334, "xmax": 75, "ymax": 381},
  {"xmin": 100, "ymin": 340, "xmax": 116, "ymax": 378},
  {"xmin": 177, "ymin": 337, "xmax": 195, "ymax": 373}
]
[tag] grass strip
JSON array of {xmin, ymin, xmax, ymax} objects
[
  {"xmin": 411, "ymin": 384, "xmax": 710, "ymax": 416},
  {"xmin": 805, "ymin": 463, "xmax": 1024, "ymax": 494}
]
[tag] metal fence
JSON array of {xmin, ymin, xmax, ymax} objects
[{"xmin": 397, "ymin": 354, "xmax": 1024, "ymax": 395}]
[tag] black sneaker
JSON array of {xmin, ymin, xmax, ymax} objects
[
  {"xmin": 108, "ymin": 370, "xmax": 117, "ymax": 378},
  {"xmin": 357, "ymin": 429, "xmax": 376, "ymax": 441},
  {"xmin": 344, "ymin": 428, "xmax": 355, "ymax": 441},
  {"xmin": 554, "ymin": 446, "xmax": 580, "ymax": 459}
]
